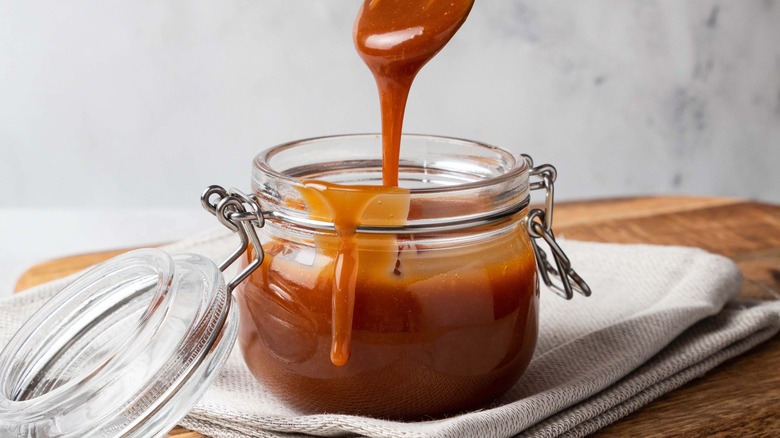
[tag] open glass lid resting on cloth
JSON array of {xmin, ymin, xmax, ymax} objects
[
  {"xmin": 0, "ymin": 249, "xmax": 239, "ymax": 437},
  {"xmin": 0, "ymin": 190, "xmax": 268, "ymax": 437},
  {"xmin": 0, "ymin": 150, "xmax": 589, "ymax": 436}
]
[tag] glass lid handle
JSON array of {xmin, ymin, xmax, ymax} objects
[
  {"xmin": 201, "ymin": 185, "xmax": 266, "ymax": 293},
  {"xmin": 522, "ymin": 155, "xmax": 591, "ymax": 300}
]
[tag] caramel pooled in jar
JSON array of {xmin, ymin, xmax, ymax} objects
[{"xmin": 237, "ymin": 186, "xmax": 538, "ymax": 418}]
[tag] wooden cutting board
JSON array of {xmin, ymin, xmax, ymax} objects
[{"xmin": 14, "ymin": 196, "xmax": 780, "ymax": 437}]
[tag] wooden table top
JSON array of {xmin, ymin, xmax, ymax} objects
[{"xmin": 15, "ymin": 196, "xmax": 780, "ymax": 437}]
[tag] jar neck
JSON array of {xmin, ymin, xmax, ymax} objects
[{"xmin": 251, "ymin": 134, "xmax": 530, "ymax": 233}]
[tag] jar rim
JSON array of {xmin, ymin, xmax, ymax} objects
[
  {"xmin": 253, "ymin": 133, "xmax": 529, "ymax": 194},
  {"xmin": 251, "ymin": 134, "xmax": 531, "ymax": 234}
]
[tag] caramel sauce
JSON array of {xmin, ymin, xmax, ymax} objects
[
  {"xmin": 354, "ymin": 0, "xmax": 474, "ymax": 186},
  {"xmin": 236, "ymin": 0, "xmax": 540, "ymax": 418}
]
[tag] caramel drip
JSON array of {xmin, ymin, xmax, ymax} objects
[
  {"xmin": 299, "ymin": 181, "xmax": 409, "ymax": 366},
  {"xmin": 354, "ymin": 0, "xmax": 474, "ymax": 186},
  {"xmin": 295, "ymin": 0, "xmax": 473, "ymax": 366}
]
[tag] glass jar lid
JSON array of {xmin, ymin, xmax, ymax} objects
[{"xmin": 0, "ymin": 249, "xmax": 237, "ymax": 437}]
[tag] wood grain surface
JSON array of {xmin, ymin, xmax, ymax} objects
[{"xmin": 13, "ymin": 196, "xmax": 780, "ymax": 437}]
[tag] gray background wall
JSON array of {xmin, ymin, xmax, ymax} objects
[{"xmin": 2, "ymin": 0, "xmax": 778, "ymax": 208}]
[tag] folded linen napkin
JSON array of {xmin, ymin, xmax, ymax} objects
[{"xmin": 1, "ymin": 228, "xmax": 779, "ymax": 437}]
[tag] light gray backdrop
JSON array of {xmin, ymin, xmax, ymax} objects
[{"xmin": 2, "ymin": 0, "xmax": 779, "ymax": 207}]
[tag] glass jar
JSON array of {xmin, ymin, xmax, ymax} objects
[{"xmin": 235, "ymin": 134, "xmax": 558, "ymax": 419}]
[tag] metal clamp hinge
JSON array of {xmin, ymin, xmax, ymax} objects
[
  {"xmin": 523, "ymin": 155, "xmax": 591, "ymax": 299},
  {"xmin": 201, "ymin": 185, "xmax": 266, "ymax": 293}
]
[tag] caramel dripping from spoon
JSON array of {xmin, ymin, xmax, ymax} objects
[{"xmin": 354, "ymin": 0, "xmax": 475, "ymax": 186}]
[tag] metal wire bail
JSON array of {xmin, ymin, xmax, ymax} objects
[
  {"xmin": 201, "ymin": 185, "xmax": 266, "ymax": 293},
  {"xmin": 523, "ymin": 156, "xmax": 591, "ymax": 299}
]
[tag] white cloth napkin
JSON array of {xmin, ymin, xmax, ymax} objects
[{"xmin": 2, "ymin": 228, "xmax": 779, "ymax": 438}]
